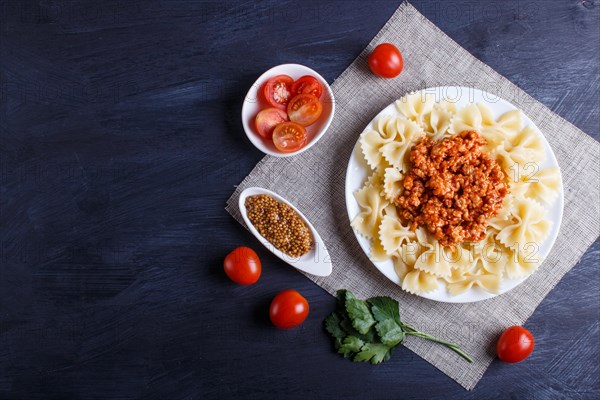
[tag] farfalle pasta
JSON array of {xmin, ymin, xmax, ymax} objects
[
  {"xmin": 350, "ymin": 182, "xmax": 388, "ymax": 240},
  {"xmin": 395, "ymin": 92, "xmax": 435, "ymax": 128},
  {"xmin": 495, "ymin": 197, "xmax": 551, "ymax": 251},
  {"xmin": 351, "ymin": 92, "xmax": 562, "ymax": 296},
  {"xmin": 379, "ymin": 215, "xmax": 415, "ymax": 255}
]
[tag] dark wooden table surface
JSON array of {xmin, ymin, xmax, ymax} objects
[{"xmin": 1, "ymin": 0, "xmax": 599, "ymax": 399}]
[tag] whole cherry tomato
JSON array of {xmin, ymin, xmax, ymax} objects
[
  {"xmin": 496, "ymin": 326, "xmax": 535, "ymax": 363},
  {"xmin": 368, "ymin": 43, "xmax": 404, "ymax": 78},
  {"xmin": 269, "ymin": 290, "xmax": 309, "ymax": 329},
  {"xmin": 223, "ymin": 247, "xmax": 261, "ymax": 285}
]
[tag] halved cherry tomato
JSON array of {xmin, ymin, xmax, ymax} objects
[
  {"xmin": 287, "ymin": 94, "xmax": 322, "ymax": 126},
  {"xmin": 255, "ymin": 108, "xmax": 288, "ymax": 139},
  {"xmin": 291, "ymin": 75, "xmax": 323, "ymax": 98},
  {"xmin": 496, "ymin": 326, "xmax": 535, "ymax": 363},
  {"xmin": 269, "ymin": 289, "xmax": 309, "ymax": 329},
  {"xmin": 263, "ymin": 75, "xmax": 294, "ymax": 110},
  {"xmin": 272, "ymin": 122, "xmax": 307, "ymax": 153},
  {"xmin": 223, "ymin": 246, "xmax": 261, "ymax": 285},
  {"xmin": 368, "ymin": 43, "xmax": 403, "ymax": 78}
]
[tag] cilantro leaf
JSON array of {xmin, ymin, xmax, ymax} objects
[
  {"xmin": 368, "ymin": 296, "xmax": 401, "ymax": 325},
  {"xmin": 336, "ymin": 289, "xmax": 348, "ymax": 304},
  {"xmin": 324, "ymin": 290, "xmax": 472, "ymax": 365},
  {"xmin": 354, "ymin": 343, "xmax": 392, "ymax": 364},
  {"xmin": 324, "ymin": 312, "xmax": 346, "ymax": 339},
  {"xmin": 345, "ymin": 291, "xmax": 376, "ymax": 335},
  {"xmin": 340, "ymin": 316, "xmax": 376, "ymax": 343},
  {"xmin": 337, "ymin": 336, "xmax": 364, "ymax": 358},
  {"xmin": 375, "ymin": 319, "xmax": 405, "ymax": 347}
]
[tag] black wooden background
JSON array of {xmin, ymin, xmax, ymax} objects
[{"xmin": 1, "ymin": 0, "xmax": 599, "ymax": 399}]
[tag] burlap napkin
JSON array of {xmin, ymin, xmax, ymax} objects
[{"xmin": 226, "ymin": 1, "xmax": 600, "ymax": 390}]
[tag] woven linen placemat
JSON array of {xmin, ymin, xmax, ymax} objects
[{"xmin": 226, "ymin": 1, "xmax": 600, "ymax": 390}]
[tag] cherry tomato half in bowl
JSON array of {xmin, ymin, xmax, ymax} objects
[
  {"xmin": 368, "ymin": 43, "xmax": 403, "ymax": 78},
  {"xmin": 223, "ymin": 246, "xmax": 262, "ymax": 285},
  {"xmin": 496, "ymin": 326, "xmax": 535, "ymax": 363},
  {"xmin": 287, "ymin": 94, "xmax": 323, "ymax": 127},
  {"xmin": 269, "ymin": 290, "xmax": 310, "ymax": 329},
  {"xmin": 255, "ymin": 108, "xmax": 288, "ymax": 139},
  {"xmin": 263, "ymin": 74, "xmax": 294, "ymax": 110},
  {"xmin": 272, "ymin": 121, "xmax": 308, "ymax": 153},
  {"xmin": 291, "ymin": 75, "xmax": 323, "ymax": 98}
]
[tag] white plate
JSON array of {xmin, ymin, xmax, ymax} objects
[
  {"xmin": 239, "ymin": 187, "xmax": 332, "ymax": 277},
  {"xmin": 345, "ymin": 87, "xmax": 564, "ymax": 303},
  {"xmin": 241, "ymin": 64, "xmax": 335, "ymax": 157}
]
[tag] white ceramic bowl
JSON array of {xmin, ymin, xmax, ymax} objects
[
  {"xmin": 241, "ymin": 64, "xmax": 335, "ymax": 157},
  {"xmin": 238, "ymin": 187, "xmax": 332, "ymax": 277}
]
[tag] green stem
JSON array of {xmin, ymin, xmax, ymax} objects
[
  {"xmin": 404, "ymin": 331, "xmax": 473, "ymax": 363},
  {"xmin": 400, "ymin": 323, "xmax": 419, "ymax": 333}
]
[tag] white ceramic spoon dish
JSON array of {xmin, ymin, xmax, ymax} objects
[{"xmin": 238, "ymin": 187, "xmax": 332, "ymax": 277}]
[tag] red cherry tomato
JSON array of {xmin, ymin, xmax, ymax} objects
[
  {"xmin": 496, "ymin": 326, "xmax": 535, "ymax": 363},
  {"xmin": 287, "ymin": 94, "xmax": 323, "ymax": 126},
  {"xmin": 291, "ymin": 75, "xmax": 323, "ymax": 98},
  {"xmin": 223, "ymin": 247, "xmax": 261, "ymax": 285},
  {"xmin": 272, "ymin": 121, "xmax": 307, "ymax": 153},
  {"xmin": 263, "ymin": 75, "xmax": 294, "ymax": 110},
  {"xmin": 368, "ymin": 43, "xmax": 404, "ymax": 78},
  {"xmin": 269, "ymin": 290, "xmax": 309, "ymax": 329},
  {"xmin": 255, "ymin": 108, "xmax": 288, "ymax": 139}
]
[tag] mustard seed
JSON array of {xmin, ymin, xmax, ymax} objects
[{"xmin": 245, "ymin": 194, "xmax": 312, "ymax": 258}]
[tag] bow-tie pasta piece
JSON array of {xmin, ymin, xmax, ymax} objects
[
  {"xmin": 351, "ymin": 182, "xmax": 389, "ymax": 240},
  {"xmin": 504, "ymin": 243, "xmax": 543, "ymax": 279},
  {"xmin": 371, "ymin": 204, "xmax": 403, "ymax": 261},
  {"xmin": 509, "ymin": 125, "xmax": 545, "ymax": 163},
  {"xmin": 495, "ymin": 125, "xmax": 546, "ymax": 178},
  {"xmin": 412, "ymin": 228, "xmax": 452, "ymax": 278},
  {"xmin": 450, "ymin": 103, "xmax": 508, "ymax": 150},
  {"xmin": 444, "ymin": 242, "xmax": 474, "ymax": 272},
  {"xmin": 450, "ymin": 103, "xmax": 495, "ymax": 133},
  {"xmin": 519, "ymin": 167, "xmax": 562, "ymax": 204},
  {"xmin": 370, "ymin": 233, "xmax": 389, "ymax": 262},
  {"xmin": 495, "ymin": 109, "xmax": 523, "ymax": 139},
  {"xmin": 359, "ymin": 115, "xmax": 400, "ymax": 170},
  {"xmin": 375, "ymin": 114, "xmax": 402, "ymax": 138},
  {"xmin": 470, "ymin": 230, "xmax": 508, "ymax": 276},
  {"xmin": 392, "ymin": 243, "xmax": 419, "ymax": 281},
  {"xmin": 380, "ymin": 118, "xmax": 423, "ymax": 172},
  {"xmin": 423, "ymin": 101, "xmax": 456, "ymax": 141},
  {"xmin": 393, "ymin": 241, "xmax": 442, "ymax": 295},
  {"xmin": 496, "ymin": 197, "xmax": 551, "ymax": 251},
  {"xmin": 488, "ymin": 193, "xmax": 515, "ymax": 231},
  {"xmin": 446, "ymin": 270, "xmax": 501, "ymax": 296},
  {"xmin": 379, "ymin": 214, "xmax": 416, "ymax": 255},
  {"xmin": 402, "ymin": 268, "xmax": 439, "ymax": 294},
  {"xmin": 364, "ymin": 168, "xmax": 386, "ymax": 192},
  {"xmin": 395, "ymin": 92, "xmax": 436, "ymax": 128},
  {"xmin": 382, "ymin": 167, "xmax": 403, "ymax": 201}
]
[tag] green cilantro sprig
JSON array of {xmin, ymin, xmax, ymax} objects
[{"xmin": 324, "ymin": 290, "xmax": 472, "ymax": 364}]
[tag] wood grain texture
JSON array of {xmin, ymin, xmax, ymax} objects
[{"xmin": 0, "ymin": 0, "xmax": 598, "ymax": 399}]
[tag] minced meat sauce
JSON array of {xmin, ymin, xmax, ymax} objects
[{"xmin": 395, "ymin": 130, "xmax": 508, "ymax": 248}]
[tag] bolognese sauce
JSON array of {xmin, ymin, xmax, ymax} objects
[{"xmin": 395, "ymin": 130, "xmax": 508, "ymax": 247}]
